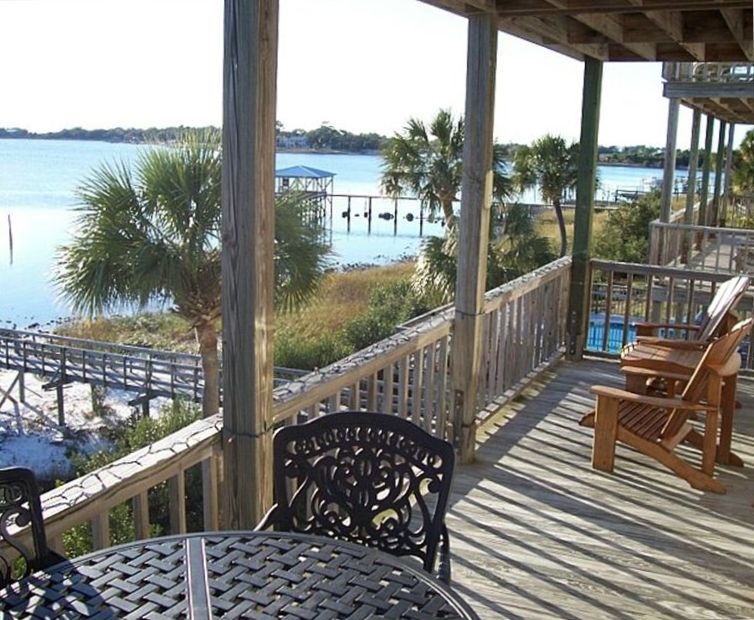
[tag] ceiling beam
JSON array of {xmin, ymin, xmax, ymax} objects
[
  {"xmin": 544, "ymin": 0, "xmax": 658, "ymax": 59},
  {"xmin": 719, "ymin": 8, "xmax": 754, "ymax": 61},
  {"xmin": 493, "ymin": 1, "xmax": 750, "ymax": 18}
]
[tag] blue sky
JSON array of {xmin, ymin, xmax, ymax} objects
[{"xmin": 0, "ymin": 0, "xmax": 749, "ymax": 147}]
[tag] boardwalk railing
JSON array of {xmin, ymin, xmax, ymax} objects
[
  {"xmin": 648, "ymin": 221, "xmax": 754, "ymax": 275},
  {"xmin": 33, "ymin": 258, "xmax": 572, "ymax": 554},
  {"xmin": 0, "ymin": 329, "xmax": 306, "ymax": 422},
  {"xmin": 586, "ymin": 259, "xmax": 754, "ymax": 371}
]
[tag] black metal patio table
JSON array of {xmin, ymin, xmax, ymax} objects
[{"xmin": 0, "ymin": 531, "xmax": 479, "ymax": 619}]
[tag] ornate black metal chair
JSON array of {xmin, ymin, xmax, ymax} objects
[
  {"xmin": 256, "ymin": 411, "xmax": 456, "ymax": 583},
  {"xmin": 0, "ymin": 467, "xmax": 65, "ymax": 586}
]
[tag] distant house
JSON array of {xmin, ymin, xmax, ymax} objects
[{"xmin": 276, "ymin": 135, "xmax": 309, "ymax": 149}]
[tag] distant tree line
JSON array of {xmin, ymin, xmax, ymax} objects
[
  {"xmin": 276, "ymin": 122, "xmax": 385, "ymax": 153},
  {"xmin": 0, "ymin": 126, "xmax": 214, "ymax": 144},
  {"xmin": 0, "ymin": 124, "xmax": 715, "ymax": 168}
]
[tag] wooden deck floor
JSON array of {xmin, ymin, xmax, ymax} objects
[{"xmin": 448, "ymin": 359, "xmax": 754, "ymax": 620}]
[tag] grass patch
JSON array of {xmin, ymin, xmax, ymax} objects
[
  {"xmin": 57, "ymin": 261, "xmax": 417, "ymax": 369},
  {"xmin": 274, "ymin": 261, "xmax": 415, "ymax": 340},
  {"xmin": 535, "ymin": 208, "xmax": 609, "ymax": 254},
  {"xmin": 57, "ymin": 313, "xmax": 197, "ymax": 352}
]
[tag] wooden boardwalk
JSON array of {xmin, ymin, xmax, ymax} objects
[{"xmin": 448, "ymin": 359, "xmax": 754, "ymax": 620}]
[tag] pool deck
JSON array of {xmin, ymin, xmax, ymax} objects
[{"xmin": 446, "ymin": 358, "xmax": 754, "ymax": 620}]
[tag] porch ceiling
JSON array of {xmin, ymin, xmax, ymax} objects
[{"xmin": 419, "ymin": 1, "xmax": 754, "ymax": 62}]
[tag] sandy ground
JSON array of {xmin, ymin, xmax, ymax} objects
[{"xmin": 0, "ymin": 370, "xmax": 172, "ymax": 481}]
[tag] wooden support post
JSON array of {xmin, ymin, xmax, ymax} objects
[
  {"xmin": 712, "ymin": 120, "xmax": 727, "ymax": 226},
  {"xmin": 221, "ymin": 0, "xmax": 278, "ymax": 529},
  {"xmin": 17, "ymin": 371, "xmax": 24, "ymax": 403},
  {"xmin": 452, "ymin": 13, "xmax": 497, "ymax": 464},
  {"xmin": 698, "ymin": 114, "xmax": 715, "ymax": 227},
  {"xmin": 682, "ymin": 109, "xmax": 701, "ymax": 262},
  {"xmin": 567, "ymin": 56, "xmax": 603, "ymax": 360},
  {"xmin": 722, "ymin": 123, "xmax": 735, "ymax": 225},
  {"xmin": 56, "ymin": 384, "xmax": 65, "ymax": 427},
  {"xmin": 660, "ymin": 96, "xmax": 680, "ymax": 223}
]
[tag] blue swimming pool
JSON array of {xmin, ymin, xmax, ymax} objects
[{"xmin": 586, "ymin": 314, "xmax": 639, "ymax": 354}]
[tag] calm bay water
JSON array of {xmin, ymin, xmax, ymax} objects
[{"xmin": 0, "ymin": 139, "xmax": 680, "ymax": 327}]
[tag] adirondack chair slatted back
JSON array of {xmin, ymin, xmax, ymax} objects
[
  {"xmin": 696, "ymin": 276, "xmax": 750, "ymax": 342},
  {"xmin": 661, "ymin": 318, "xmax": 752, "ymax": 440}
]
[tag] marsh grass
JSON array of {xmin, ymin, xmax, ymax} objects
[
  {"xmin": 535, "ymin": 207, "xmax": 609, "ymax": 254},
  {"xmin": 57, "ymin": 261, "xmax": 417, "ymax": 369}
]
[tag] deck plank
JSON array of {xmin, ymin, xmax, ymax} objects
[{"xmin": 449, "ymin": 359, "xmax": 754, "ymax": 620}]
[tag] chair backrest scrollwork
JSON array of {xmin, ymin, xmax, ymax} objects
[
  {"xmin": 0, "ymin": 467, "xmax": 53, "ymax": 586},
  {"xmin": 270, "ymin": 412, "xmax": 455, "ymax": 573}
]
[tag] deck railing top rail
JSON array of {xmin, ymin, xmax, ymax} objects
[{"xmin": 664, "ymin": 62, "xmax": 754, "ymax": 83}]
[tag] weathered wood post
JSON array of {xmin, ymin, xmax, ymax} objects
[
  {"xmin": 452, "ymin": 13, "xmax": 496, "ymax": 464},
  {"xmin": 698, "ymin": 114, "xmax": 715, "ymax": 228},
  {"xmin": 566, "ymin": 56, "xmax": 603, "ymax": 360},
  {"xmin": 682, "ymin": 109, "xmax": 701, "ymax": 262},
  {"xmin": 660, "ymin": 97, "xmax": 680, "ymax": 223},
  {"xmin": 712, "ymin": 120, "xmax": 727, "ymax": 226},
  {"xmin": 722, "ymin": 123, "xmax": 735, "ymax": 225},
  {"xmin": 221, "ymin": 0, "xmax": 279, "ymax": 529}
]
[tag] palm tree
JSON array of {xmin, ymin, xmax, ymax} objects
[
  {"xmin": 381, "ymin": 109, "xmax": 512, "ymax": 229},
  {"xmin": 413, "ymin": 203, "xmax": 556, "ymax": 305},
  {"xmin": 732, "ymin": 129, "xmax": 754, "ymax": 196},
  {"xmin": 56, "ymin": 130, "xmax": 330, "ymax": 418},
  {"xmin": 512, "ymin": 135, "xmax": 579, "ymax": 257}
]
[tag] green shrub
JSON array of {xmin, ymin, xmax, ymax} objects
[
  {"xmin": 594, "ymin": 191, "xmax": 660, "ymax": 264},
  {"xmin": 274, "ymin": 329, "xmax": 350, "ymax": 371},
  {"xmin": 342, "ymin": 280, "xmax": 427, "ymax": 352},
  {"xmin": 63, "ymin": 400, "xmax": 202, "ymax": 558}
]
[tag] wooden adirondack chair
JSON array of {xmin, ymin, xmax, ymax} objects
[
  {"xmin": 588, "ymin": 318, "xmax": 752, "ymax": 494},
  {"xmin": 621, "ymin": 275, "xmax": 750, "ymax": 366}
]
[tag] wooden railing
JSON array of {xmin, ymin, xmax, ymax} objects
[
  {"xmin": 586, "ymin": 259, "xmax": 754, "ymax": 371},
  {"xmin": 475, "ymin": 257, "xmax": 571, "ymax": 420},
  {"xmin": 648, "ymin": 221, "xmax": 754, "ymax": 275},
  {"xmin": 0, "ymin": 329, "xmax": 306, "ymax": 422},
  {"xmin": 664, "ymin": 62, "xmax": 754, "ymax": 83},
  {"xmin": 35, "ymin": 258, "xmax": 572, "ymax": 554}
]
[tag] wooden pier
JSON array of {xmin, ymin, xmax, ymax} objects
[{"xmin": 0, "ymin": 329, "xmax": 304, "ymax": 422}]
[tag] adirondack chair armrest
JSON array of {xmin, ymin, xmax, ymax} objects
[
  {"xmin": 620, "ymin": 366, "xmax": 690, "ymax": 382},
  {"xmin": 590, "ymin": 385, "xmax": 717, "ymax": 412},
  {"xmin": 635, "ymin": 322, "xmax": 700, "ymax": 338},
  {"xmin": 633, "ymin": 337, "xmax": 706, "ymax": 350}
]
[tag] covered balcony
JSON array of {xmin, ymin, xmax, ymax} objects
[{"xmin": 4, "ymin": 1, "xmax": 754, "ymax": 618}]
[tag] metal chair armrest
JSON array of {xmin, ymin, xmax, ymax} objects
[{"xmin": 254, "ymin": 505, "xmax": 282, "ymax": 532}]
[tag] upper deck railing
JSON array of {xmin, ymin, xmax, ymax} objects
[{"xmin": 663, "ymin": 62, "xmax": 754, "ymax": 83}]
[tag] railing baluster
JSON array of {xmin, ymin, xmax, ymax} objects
[
  {"xmin": 412, "ymin": 348, "xmax": 424, "ymax": 425},
  {"xmin": 603, "ymin": 270, "xmax": 614, "ymax": 352},
  {"xmin": 91, "ymin": 513, "xmax": 110, "ymax": 550},
  {"xmin": 382, "ymin": 364, "xmax": 394, "ymax": 414},
  {"xmin": 168, "ymin": 472, "xmax": 187, "ymax": 534},
  {"xmin": 397, "ymin": 357, "xmax": 409, "ymax": 418},
  {"xmin": 133, "ymin": 492, "xmax": 150, "ymax": 540}
]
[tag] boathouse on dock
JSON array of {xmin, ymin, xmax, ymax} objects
[{"xmin": 275, "ymin": 164, "xmax": 335, "ymax": 219}]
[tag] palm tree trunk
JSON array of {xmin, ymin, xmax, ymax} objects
[
  {"xmin": 196, "ymin": 322, "xmax": 220, "ymax": 418},
  {"xmin": 441, "ymin": 200, "xmax": 455, "ymax": 229},
  {"xmin": 553, "ymin": 199, "xmax": 567, "ymax": 257}
]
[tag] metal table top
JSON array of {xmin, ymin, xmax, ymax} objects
[{"xmin": 0, "ymin": 531, "xmax": 479, "ymax": 619}]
